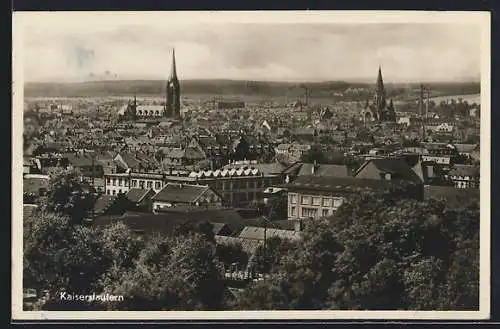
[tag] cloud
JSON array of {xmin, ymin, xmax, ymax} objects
[{"xmin": 22, "ymin": 21, "xmax": 481, "ymax": 82}]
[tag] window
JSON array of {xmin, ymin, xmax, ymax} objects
[
  {"xmin": 322, "ymin": 198, "xmax": 332, "ymax": 207},
  {"xmin": 112, "ymin": 179, "xmax": 116, "ymax": 186},
  {"xmin": 147, "ymin": 181, "xmax": 153, "ymax": 189},
  {"xmin": 290, "ymin": 206, "xmax": 296, "ymax": 217},
  {"xmin": 333, "ymin": 198, "xmax": 343, "ymax": 208},
  {"xmin": 139, "ymin": 180, "xmax": 145, "ymax": 189},
  {"xmin": 322, "ymin": 209, "xmax": 329, "ymax": 217},
  {"xmin": 301, "ymin": 207, "xmax": 317, "ymax": 218},
  {"xmin": 118, "ymin": 189, "xmax": 122, "ymax": 194},
  {"xmin": 301, "ymin": 196, "xmax": 310, "ymax": 205},
  {"xmin": 132, "ymin": 180, "xmax": 138, "ymax": 187},
  {"xmin": 106, "ymin": 189, "xmax": 110, "ymax": 195},
  {"xmin": 155, "ymin": 181, "xmax": 161, "ymax": 190},
  {"xmin": 106, "ymin": 178, "xmax": 111, "ymax": 185},
  {"xmin": 290, "ymin": 194, "xmax": 297, "ymax": 204},
  {"xmin": 312, "ymin": 197, "xmax": 321, "ymax": 206},
  {"xmin": 112, "ymin": 190, "xmax": 116, "ymax": 195},
  {"xmin": 118, "ymin": 179, "xmax": 123, "ymax": 186}
]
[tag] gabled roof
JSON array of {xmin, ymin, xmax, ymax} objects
[
  {"xmin": 238, "ymin": 226, "xmax": 301, "ymax": 241},
  {"xmin": 282, "ymin": 162, "xmax": 304, "ymax": 176},
  {"xmin": 126, "ymin": 188, "xmax": 154, "ymax": 203},
  {"xmin": 211, "ymin": 222, "xmax": 231, "ymax": 236},
  {"xmin": 151, "ymin": 183, "xmax": 210, "ymax": 203},
  {"xmin": 93, "ymin": 208, "xmax": 244, "ymax": 236},
  {"xmin": 223, "ymin": 162, "xmax": 285, "ymax": 176},
  {"xmin": 448, "ymin": 164, "xmax": 480, "ymax": 177},
  {"xmin": 116, "ymin": 153, "xmax": 141, "ymax": 169},
  {"xmin": 355, "ymin": 158, "xmax": 423, "ymax": 183},
  {"xmin": 453, "ymin": 143, "xmax": 478, "ymax": 153},
  {"xmin": 283, "ymin": 175, "xmax": 404, "ymax": 193},
  {"xmin": 298, "ymin": 163, "xmax": 350, "ymax": 178}
]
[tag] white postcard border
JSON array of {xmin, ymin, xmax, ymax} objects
[{"xmin": 12, "ymin": 10, "xmax": 491, "ymax": 321}]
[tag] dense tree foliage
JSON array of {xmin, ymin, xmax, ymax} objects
[
  {"xmin": 234, "ymin": 188, "xmax": 479, "ymax": 310},
  {"xmin": 216, "ymin": 242, "xmax": 249, "ymax": 268},
  {"xmin": 24, "ymin": 209, "xmax": 224, "ymax": 310},
  {"xmin": 39, "ymin": 168, "xmax": 95, "ymax": 223},
  {"xmin": 24, "ymin": 172, "xmax": 479, "ymax": 311},
  {"xmin": 104, "ymin": 232, "xmax": 224, "ymax": 310}
]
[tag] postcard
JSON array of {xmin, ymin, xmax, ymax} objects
[{"xmin": 12, "ymin": 10, "xmax": 491, "ymax": 321}]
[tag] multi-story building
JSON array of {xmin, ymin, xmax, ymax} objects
[
  {"xmin": 188, "ymin": 162, "xmax": 285, "ymax": 207},
  {"xmin": 446, "ymin": 164, "xmax": 480, "ymax": 189},
  {"xmin": 104, "ymin": 161, "xmax": 286, "ymax": 207},
  {"xmin": 104, "ymin": 172, "xmax": 132, "ymax": 196},
  {"xmin": 285, "ymin": 176, "xmax": 346, "ymax": 220},
  {"xmin": 152, "ymin": 183, "xmax": 222, "ymax": 211},
  {"xmin": 104, "ymin": 171, "xmax": 195, "ymax": 196},
  {"xmin": 421, "ymin": 145, "xmax": 459, "ymax": 167},
  {"xmin": 284, "ymin": 175, "xmax": 423, "ymax": 220}
]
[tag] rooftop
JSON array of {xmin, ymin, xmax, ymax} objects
[
  {"xmin": 283, "ymin": 175, "xmax": 406, "ymax": 193},
  {"xmin": 151, "ymin": 183, "xmax": 210, "ymax": 203},
  {"xmin": 298, "ymin": 163, "xmax": 351, "ymax": 178},
  {"xmin": 126, "ymin": 188, "xmax": 154, "ymax": 203},
  {"xmin": 448, "ymin": 164, "xmax": 480, "ymax": 178}
]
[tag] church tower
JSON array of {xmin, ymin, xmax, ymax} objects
[
  {"xmin": 363, "ymin": 66, "xmax": 396, "ymax": 123},
  {"xmin": 166, "ymin": 49, "xmax": 181, "ymax": 118},
  {"xmin": 374, "ymin": 65, "xmax": 387, "ymax": 119}
]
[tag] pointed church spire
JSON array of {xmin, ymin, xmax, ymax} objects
[
  {"xmin": 169, "ymin": 48, "xmax": 178, "ymax": 80},
  {"xmin": 374, "ymin": 65, "xmax": 387, "ymax": 116},
  {"xmin": 376, "ymin": 65, "xmax": 385, "ymax": 93}
]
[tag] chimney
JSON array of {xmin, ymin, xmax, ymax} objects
[
  {"xmin": 312, "ymin": 160, "xmax": 318, "ymax": 175},
  {"xmin": 426, "ymin": 165, "xmax": 434, "ymax": 178}
]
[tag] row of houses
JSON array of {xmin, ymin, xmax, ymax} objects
[{"xmin": 103, "ymin": 161, "xmax": 285, "ymax": 208}]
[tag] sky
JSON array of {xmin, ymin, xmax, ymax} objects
[{"xmin": 21, "ymin": 17, "xmax": 481, "ymax": 83}]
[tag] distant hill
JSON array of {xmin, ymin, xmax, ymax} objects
[{"xmin": 24, "ymin": 79, "xmax": 480, "ymax": 100}]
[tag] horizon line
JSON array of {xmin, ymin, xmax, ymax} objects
[{"xmin": 24, "ymin": 77, "xmax": 481, "ymax": 85}]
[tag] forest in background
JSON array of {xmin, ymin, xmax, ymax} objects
[{"xmin": 24, "ymin": 80, "xmax": 480, "ymax": 101}]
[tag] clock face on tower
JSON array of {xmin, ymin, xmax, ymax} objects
[{"xmin": 169, "ymin": 82, "xmax": 174, "ymax": 88}]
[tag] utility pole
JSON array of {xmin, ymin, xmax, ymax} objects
[
  {"xmin": 90, "ymin": 141, "xmax": 96, "ymax": 221},
  {"xmin": 263, "ymin": 216, "xmax": 267, "ymax": 259},
  {"xmin": 304, "ymin": 86, "xmax": 311, "ymax": 106},
  {"xmin": 262, "ymin": 200, "xmax": 275, "ymax": 273},
  {"xmin": 420, "ymin": 84, "xmax": 425, "ymax": 156},
  {"xmin": 426, "ymin": 87, "xmax": 431, "ymax": 118}
]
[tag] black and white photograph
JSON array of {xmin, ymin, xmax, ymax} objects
[{"xmin": 12, "ymin": 11, "xmax": 490, "ymax": 320}]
